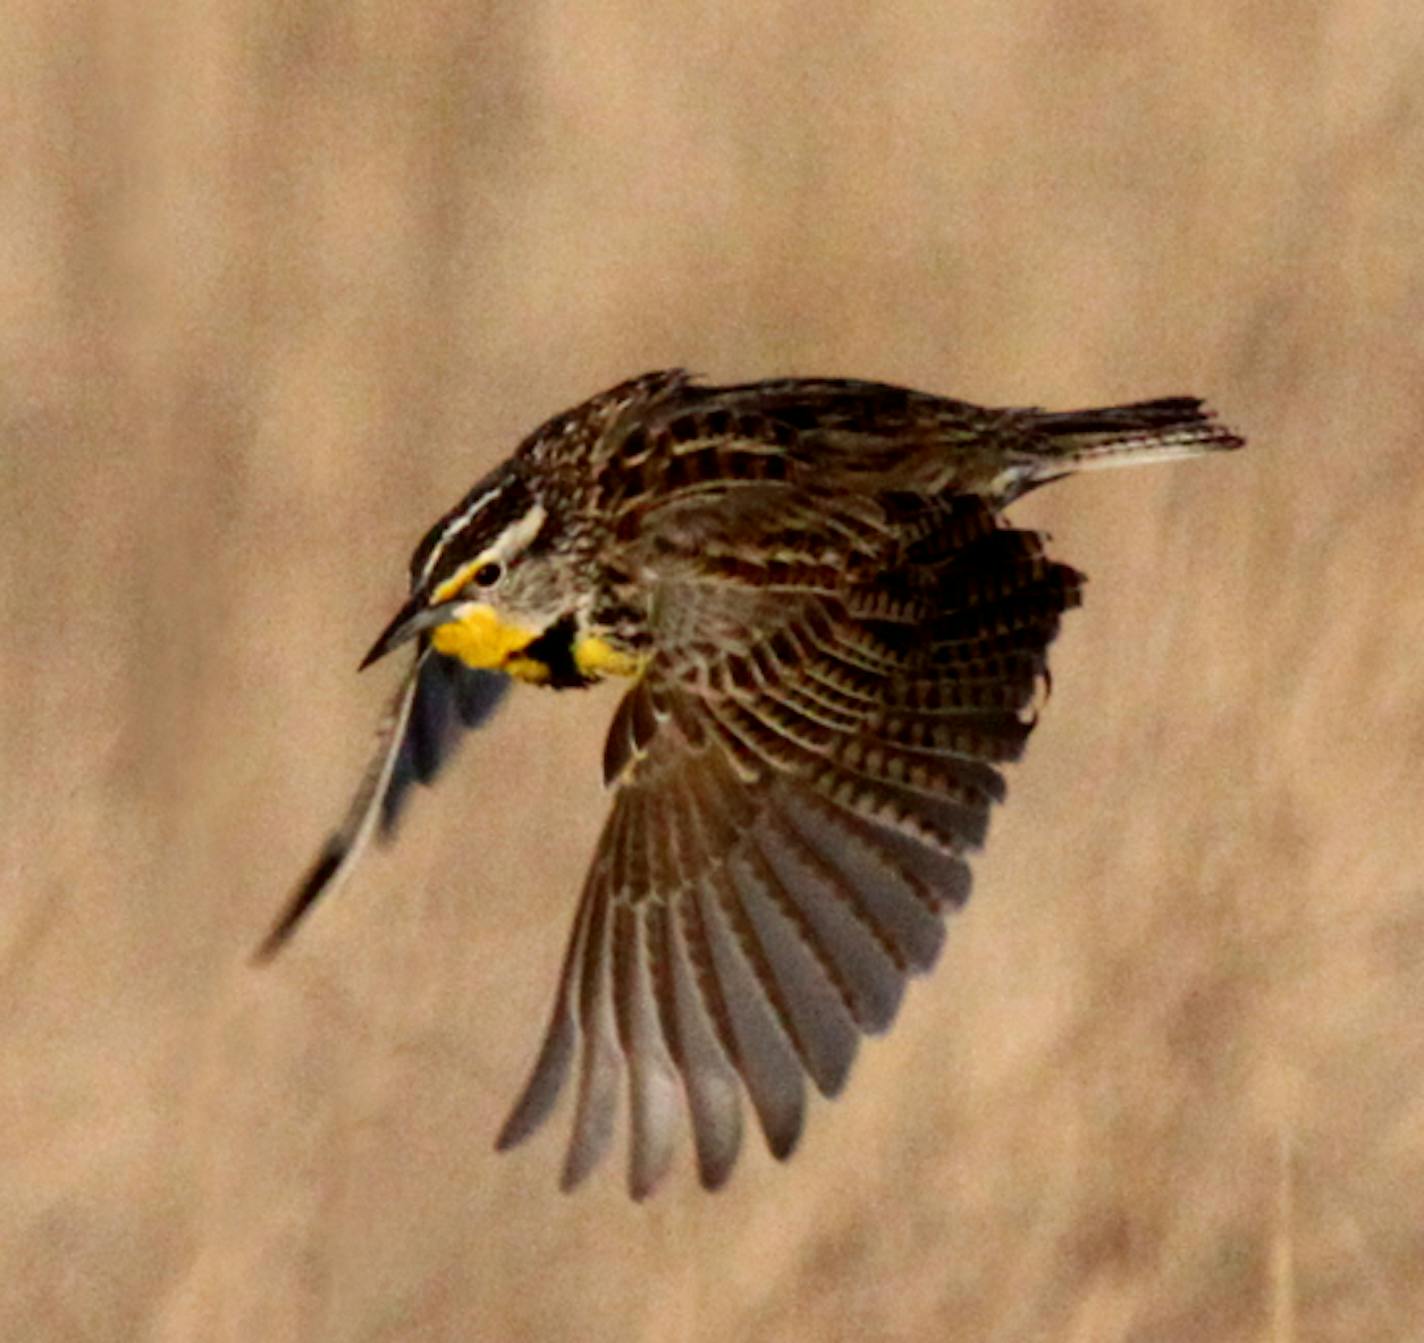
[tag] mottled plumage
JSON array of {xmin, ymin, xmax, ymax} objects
[{"xmin": 259, "ymin": 369, "xmax": 1243, "ymax": 1197}]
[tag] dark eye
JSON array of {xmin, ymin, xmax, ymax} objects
[{"xmin": 472, "ymin": 561, "xmax": 503, "ymax": 588}]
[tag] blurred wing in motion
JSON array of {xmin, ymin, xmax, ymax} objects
[
  {"xmin": 496, "ymin": 496, "xmax": 1082, "ymax": 1197},
  {"xmin": 254, "ymin": 652, "xmax": 509, "ymax": 961},
  {"xmin": 378, "ymin": 652, "xmax": 509, "ymax": 836}
]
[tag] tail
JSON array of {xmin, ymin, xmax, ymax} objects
[{"xmin": 1021, "ymin": 397, "xmax": 1244, "ymax": 484}]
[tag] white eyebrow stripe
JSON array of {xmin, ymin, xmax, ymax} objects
[
  {"xmin": 416, "ymin": 484, "xmax": 505, "ymax": 587},
  {"xmin": 490, "ymin": 501, "xmax": 547, "ymax": 563}
]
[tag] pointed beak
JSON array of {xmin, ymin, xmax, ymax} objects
[{"xmin": 359, "ymin": 594, "xmax": 456, "ymax": 670}]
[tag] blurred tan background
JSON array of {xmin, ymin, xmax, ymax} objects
[{"xmin": 3, "ymin": 3, "xmax": 1422, "ymax": 1340}]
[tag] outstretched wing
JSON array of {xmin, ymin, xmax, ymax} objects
[
  {"xmin": 255, "ymin": 651, "xmax": 509, "ymax": 960},
  {"xmin": 495, "ymin": 494, "xmax": 1082, "ymax": 1196}
]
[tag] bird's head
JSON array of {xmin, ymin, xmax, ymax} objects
[{"xmin": 360, "ymin": 466, "xmax": 589, "ymax": 685}]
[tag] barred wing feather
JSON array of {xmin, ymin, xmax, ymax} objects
[{"xmin": 496, "ymin": 499, "xmax": 1081, "ymax": 1195}]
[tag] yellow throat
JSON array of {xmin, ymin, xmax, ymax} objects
[{"xmin": 431, "ymin": 604, "xmax": 540, "ymax": 676}]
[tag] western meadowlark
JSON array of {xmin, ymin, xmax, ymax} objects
[{"xmin": 259, "ymin": 369, "xmax": 1242, "ymax": 1198}]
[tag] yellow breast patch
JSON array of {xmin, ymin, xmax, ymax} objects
[
  {"xmin": 573, "ymin": 635, "xmax": 646, "ymax": 679},
  {"xmin": 430, "ymin": 604, "xmax": 538, "ymax": 671},
  {"xmin": 430, "ymin": 606, "xmax": 644, "ymax": 684},
  {"xmin": 502, "ymin": 656, "xmax": 552, "ymax": 684}
]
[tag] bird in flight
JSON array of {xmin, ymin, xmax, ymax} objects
[{"xmin": 258, "ymin": 369, "xmax": 1242, "ymax": 1198}]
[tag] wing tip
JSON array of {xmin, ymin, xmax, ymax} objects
[
  {"xmin": 492, "ymin": 1120, "xmax": 528, "ymax": 1155},
  {"xmin": 697, "ymin": 1161, "xmax": 737, "ymax": 1193},
  {"xmin": 765, "ymin": 1123, "xmax": 803, "ymax": 1163},
  {"xmin": 251, "ymin": 838, "xmax": 346, "ymax": 964}
]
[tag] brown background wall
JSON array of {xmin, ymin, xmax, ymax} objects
[{"xmin": 3, "ymin": 4, "xmax": 1422, "ymax": 1340}]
